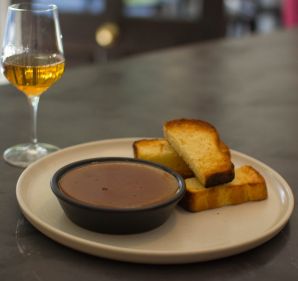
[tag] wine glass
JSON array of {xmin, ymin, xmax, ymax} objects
[{"xmin": 1, "ymin": 3, "xmax": 65, "ymax": 168}]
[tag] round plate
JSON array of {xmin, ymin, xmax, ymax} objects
[{"xmin": 16, "ymin": 138, "xmax": 294, "ymax": 264}]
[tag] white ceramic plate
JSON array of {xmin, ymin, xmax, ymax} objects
[{"xmin": 16, "ymin": 138, "xmax": 294, "ymax": 264}]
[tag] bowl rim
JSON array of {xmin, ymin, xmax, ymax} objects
[{"xmin": 50, "ymin": 157, "xmax": 185, "ymax": 213}]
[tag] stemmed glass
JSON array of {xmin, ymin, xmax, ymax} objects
[{"xmin": 1, "ymin": 3, "xmax": 65, "ymax": 167}]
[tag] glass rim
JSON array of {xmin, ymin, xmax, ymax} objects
[{"xmin": 9, "ymin": 3, "xmax": 58, "ymax": 12}]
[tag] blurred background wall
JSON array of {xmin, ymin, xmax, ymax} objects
[
  {"xmin": 0, "ymin": 1, "xmax": 9, "ymax": 44},
  {"xmin": 0, "ymin": 0, "xmax": 9, "ymax": 84},
  {"xmin": 1, "ymin": 0, "xmax": 297, "ymax": 68}
]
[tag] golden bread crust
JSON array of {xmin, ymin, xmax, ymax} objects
[
  {"xmin": 132, "ymin": 119, "xmax": 268, "ymax": 212},
  {"xmin": 181, "ymin": 165, "xmax": 268, "ymax": 212},
  {"xmin": 133, "ymin": 138, "xmax": 194, "ymax": 178}
]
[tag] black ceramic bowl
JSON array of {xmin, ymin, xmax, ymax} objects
[{"xmin": 51, "ymin": 157, "xmax": 185, "ymax": 234}]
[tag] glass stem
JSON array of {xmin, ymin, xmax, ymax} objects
[{"xmin": 27, "ymin": 96, "xmax": 40, "ymax": 146}]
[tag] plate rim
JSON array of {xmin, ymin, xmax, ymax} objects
[{"xmin": 16, "ymin": 138, "xmax": 295, "ymax": 263}]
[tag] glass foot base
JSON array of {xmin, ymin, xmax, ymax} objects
[{"xmin": 3, "ymin": 143, "xmax": 59, "ymax": 168}]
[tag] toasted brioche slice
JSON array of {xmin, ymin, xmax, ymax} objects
[
  {"xmin": 164, "ymin": 119, "xmax": 234, "ymax": 187},
  {"xmin": 181, "ymin": 165, "xmax": 268, "ymax": 212},
  {"xmin": 133, "ymin": 138, "xmax": 230, "ymax": 179},
  {"xmin": 133, "ymin": 139, "xmax": 194, "ymax": 178}
]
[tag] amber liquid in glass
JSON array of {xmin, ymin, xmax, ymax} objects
[{"xmin": 3, "ymin": 53, "xmax": 65, "ymax": 96}]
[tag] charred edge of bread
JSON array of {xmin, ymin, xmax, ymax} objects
[
  {"xmin": 204, "ymin": 164, "xmax": 235, "ymax": 187},
  {"xmin": 203, "ymin": 141, "xmax": 235, "ymax": 186}
]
